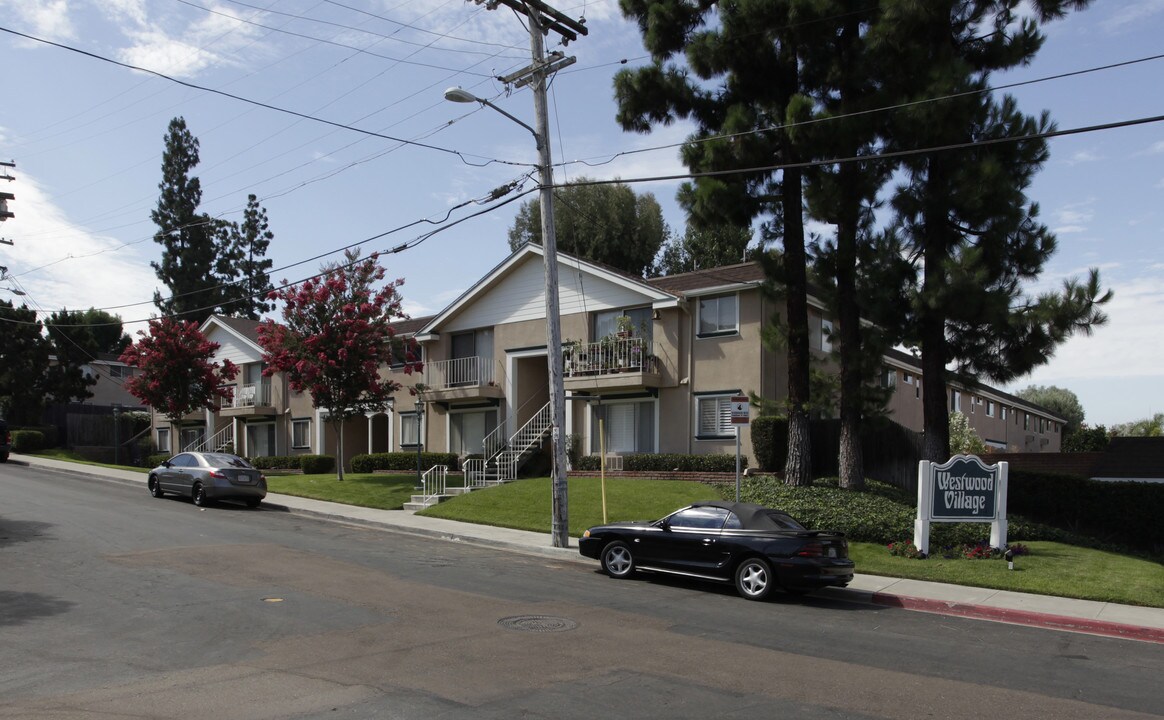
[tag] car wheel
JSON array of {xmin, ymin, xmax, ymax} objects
[
  {"xmin": 245, "ymin": 498, "xmax": 261, "ymax": 509},
  {"xmin": 192, "ymin": 483, "xmax": 209, "ymax": 507},
  {"xmin": 601, "ymin": 541, "xmax": 636, "ymax": 578},
  {"xmin": 148, "ymin": 475, "xmax": 165, "ymax": 498},
  {"xmin": 734, "ymin": 558, "xmax": 774, "ymax": 601}
]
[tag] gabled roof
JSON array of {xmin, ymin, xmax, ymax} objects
[
  {"xmin": 201, "ymin": 315, "xmax": 266, "ymax": 354},
  {"xmin": 417, "ymin": 243, "xmax": 680, "ymax": 337}
]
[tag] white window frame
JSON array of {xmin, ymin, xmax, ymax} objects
[
  {"xmin": 695, "ymin": 393, "xmax": 736, "ymax": 440},
  {"xmin": 401, "ymin": 412, "xmax": 421, "ymax": 448},
  {"xmin": 696, "ymin": 293, "xmax": 738, "ymax": 338},
  {"xmin": 950, "ymin": 390, "xmax": 961, "ymax": 413},
  {"xmin": 589, "ymin": 399, "xmax": 657, "ymax": 455},
  {"xmin": 291, "ymin": 418, "xmax": 311, "ymax": 449},
  {"xmin": 821, "ymin": 318, "xmax": 834, "ymax": 353},
  {"xmin": 157, "ymin": 428, "xmax": 171, "ymax": 453}
]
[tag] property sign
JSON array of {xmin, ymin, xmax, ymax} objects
[
  {"xmin": 913, "ymin": 455, "xmax": 1008, "ymax": 556},
  {"xmin": 730, "ymin": 395, "xmax": 750, "ymax": 425}
]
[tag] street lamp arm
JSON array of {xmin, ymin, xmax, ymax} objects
[{"xmin": 444, "ymin": 87, "xmax": 543, "ymax": 151}]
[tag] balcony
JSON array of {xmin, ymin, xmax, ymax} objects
[
  {"xmin": 421, "ymin": 357, "xmax": 503, "ymax": 402},
  {"xmin": 220, "ymin": 381, "xmax": 277, "ymax": 417},
  {"xmin": 564, "ymin": 337, "xmax": 664, "ymax": 392}
]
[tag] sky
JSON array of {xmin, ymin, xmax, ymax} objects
[{"xmin": 0, "ymin": 0, "xmax": 1160, "ymax": 429}]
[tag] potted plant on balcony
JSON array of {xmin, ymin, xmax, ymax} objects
[{"xmin": 615, "ymin": 314, "xmax": 635, "ymax": 338}]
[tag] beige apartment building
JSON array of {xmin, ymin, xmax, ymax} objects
[{"xmin": 152, "ymin": 244, "xmax": 1063, "ymax": 469}]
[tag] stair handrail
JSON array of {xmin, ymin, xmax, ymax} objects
[
  {"xmin": 419, "ymin": 464, "xmax": 448, "ymax": 504},
  {"xmin": 184, "ymin": 424, "xmax": 234, "ymax": 453},
  {"xmin": 463, "ymin": 458, "xmax": 487, "ymax": 490},
  {"xmin": 496, "ymin": 401, "xmax": 552, "ymax": 482}
]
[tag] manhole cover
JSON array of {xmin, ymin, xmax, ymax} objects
[{"xmin": 497, "ymin": 615, "xmax": 578, "ymax": 633}]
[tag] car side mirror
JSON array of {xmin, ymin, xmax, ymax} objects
[
  {"xmin": 162, "ymin": 461, "xmax": 172, "ymax": 468},
  {"xmin": 658, "ymin": 519, "xmax": 671, "ymax": 531}
]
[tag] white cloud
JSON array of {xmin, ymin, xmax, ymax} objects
[
  {"xmin": 1145, "ymin": 140, "xmax": 1164, "ymax": 155},
  {"xmin": 0, "ymin": 0, "xmax": 75, "ymax": 41},
  {"xmin": 1101, "ymin": 0, "xmax": 1164, "ymax": 33},
  {"xmin": 1, "ymin": 173, "xmax": 158, "ymax": 332},
  {"xmin": 1065, "ymin": 149, "xmax": 1102, "ymax": 165}
]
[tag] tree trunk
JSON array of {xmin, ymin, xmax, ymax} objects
[
  {"xmin": 920, "ymin": 183, "xmax": 951, "ymax": 463},
  {"xmin": 782, "ymin": 156, "xmax": 812, "ymax": 487},
  {"xmin": 334, "ymin": 418, "xmax": 345, "ymax": 481},
  {"xmin": 836, "ymin": 178, "xmax": 865, "ymax": 490}
]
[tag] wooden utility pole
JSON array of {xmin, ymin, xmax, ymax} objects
[{"xmin": 473, "ymin": 1, "xmax": 587, "ymax": 548}]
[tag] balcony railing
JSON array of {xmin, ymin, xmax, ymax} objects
[
  {"xmin": 564, "ymin": 337, "xmax": 660, "ymax": 377},
  {"xmin": 221, "ymin": 381, "xmax": 271, "ymax": 409},
  {"xmin": 423, "ymin": 356, "xmax": 495, "ymax": 391}
]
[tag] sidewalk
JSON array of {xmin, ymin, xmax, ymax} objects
[{"xmin": 12, "ymin": 454, "xmax": 1164, "ymax": 644}]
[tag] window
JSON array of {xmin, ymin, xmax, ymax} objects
[
  {"xmin": 389, "ymin": 335, "xmax": 419, "ymax": 369},
  {"xmin": 157, "ymin": 428, "xmax": 171, "ymax": 453},
  {"xmin": 903, "ymin": 372, "xmax": 913, "ymax": 385},
  {"xmin": 970, "ymin": 396, "xmax": 975, "ymax": 414},
  {"xmin": 292, "ymin": 418, "xmax": 311, "ymax": 449},
  {"xmin": 697, "ymin": 294, "xmax": 738, "ymax": 337},
  {"xmin": 1001, "ymin": 406, "xmax": 1007, "ymax": 421},
  {"xmin": 179, "ymin": 426, "xmax": 204, "ymax": 452},
  {"xmin": 595, "ymin": 307, "xmax": 652, "ymax": 342},
  {"xmin": 880, "ymin": 368, "xmax": 896, "ymax": 389},
  {"xmin": 401, "ymin": 412, "xmax": 421, "ymax": 447},
  {"xmin": 986, "ymin": 401, "xmax": 995, "ymax": 417},
  {"xmin": 820, "ymin": 319, "xmax": 834, "ymax": 353},
  {"xmin": 591, "ymin": 400, "xmax": 656, "ymax": 454},
  {"xmin": 665, "ymin": 506, "xmax": 731, "ymax": 530},
  {"xmin": 696, "ymin": 394, "xmax": 735, "ymax": 439},
  {"xmin": 950, "ymin": 390, "xmax": 961, "ymax": 413},
  {"xmin": 1024, "ymin": 413, "xmax": 1030, "ymax": 431},
  {"xmin": 450, "ymin": 409, "xmax": 498, "ymax": 456},
  {"xmin": 246, "ymin": 422, "xmax": 276, "ymax": 457}
]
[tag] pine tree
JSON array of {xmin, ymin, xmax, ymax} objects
[
  {"xmin": 616, "ymin": 0, "xmax": 816, "ymax": 485},
  {"xmin": 151, "ymin": 117, "xmax": 221, "ymax": 323},
  {"xmin": 219, "ymin": 194, "xmax": 274, "ymax": 319}
]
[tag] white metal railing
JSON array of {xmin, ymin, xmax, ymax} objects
[
  {"xmin": 185, "ymin": 424, "xmax": 234, "ymax": 453},
  {"xmin": 418, "ymin": 464, "xmax": 448, "ymax": 505},
  {"xmin": 221, "ymin": 382, "xmax": 271, "ymax": 408},
  {"xmin": 564, "ymin": 338, "xmax": 660, "ymax": 377},
  {"xmin": 424, "ymin": 356, "xmax": 494, "ymax": 391},
  {"xmin": 495, "ymin": 402, "xmax": 552, "ymax": 482},
  {"xmin": 463, "ymin": 458, "xmax": 488, "ymax": 489}
]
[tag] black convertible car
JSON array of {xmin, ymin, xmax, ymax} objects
[{"xmin": 579, "ymin": 500, "xmax": 854, "ymax": 600}]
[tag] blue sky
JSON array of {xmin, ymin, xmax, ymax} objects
[{"xmin": 0, "ymin": 0, "xmax": 1160, "ymax": 428}]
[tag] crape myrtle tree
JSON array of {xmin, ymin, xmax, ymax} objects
[
  {"xmin": 258, "ymin": 250, "xmax": 422, "ymax": 481},
  {"xmin": 508, "ymin": 179, "xmax": 668, "ymax": 277},
  {"xmin": 876, "ymin": 0, "xmax": 1109, "ymax": 461},
  {"xmin": 616, "ymin": 0, "xmax": 817, "ymax": 485},
  {"xmin": 119, "ymin": 317, "xmax": 239, "ymax": 450}
]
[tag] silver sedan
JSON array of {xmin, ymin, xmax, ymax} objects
[{"xmin": 148, "ymin": 452, "xmax": 267, "ymax": 508}]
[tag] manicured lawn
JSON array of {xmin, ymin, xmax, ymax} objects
[
  {"xmin": 268, "ymin": 472, "xmax": 457, "ymax": 510},
  {"xmin": 418, "ymin": 476, "xmax": 718, "ymax": 533},
  {"xmin": 851, "ymin": 541, "xmax": 1164, "ymax": 608}
]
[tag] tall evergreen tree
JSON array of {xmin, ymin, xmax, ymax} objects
[
  {"xmin": 876, "ymin": 0, "xmax": 1109, "ymax": 461},
  {"xmin": 0, "ymin": 301, "xmax": 51, "ymax": 424},
  {"xmin": 151, "ymin": 117, "xmax": 221, "ymax": 323},
  {"xmin": 508, "ymin": 178, "xmax": 668, "ymax": 277},
  {"xmin": 219, "ymin": 194, "xmax": 275, "ymax": 319},
  {"xmin": 615, "ymin": 0, "xmax": 816, "ymax": 485},
  {"xmin": 650, "ymin": 224, "xmax": 755, "ymax": 277}
]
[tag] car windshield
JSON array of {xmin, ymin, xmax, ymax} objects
[{"xmin": 203, "ymin": 453, "xmax": 252, "ymax": 468}]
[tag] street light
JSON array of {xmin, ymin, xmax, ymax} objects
[
  {"xmin": 414, "ymin": 398, "xmax": 425, "ymax": 491},
  {"xmin": 2, "ymin": 287, "xmax": 25, "ymax": 296},
  {"xmin": 445, "ymin": 85, "xmax": 570, "ymax": 548}
]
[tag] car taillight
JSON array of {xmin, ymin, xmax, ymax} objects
[
  {"xmin": 796, "ymin": 542, "xmax": 824, "ymax": 558},
  {"xmin": 208, "ymin": 470, "xmax": 227, "ymax": 479}
]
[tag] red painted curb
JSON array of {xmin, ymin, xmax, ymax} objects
[{"xmin": 872, "ymin": 592, "xmax": 1164, "ymax": 644}]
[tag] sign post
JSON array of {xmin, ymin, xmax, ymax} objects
[
  {"xmin": 730, "ymin": 395, "xmax": 749, "ymax": 502},
  {"xmin": 914, "ymin": 454, "xmax": 1008, "ymax": 556}
]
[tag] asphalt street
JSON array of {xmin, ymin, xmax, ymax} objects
[{"xmin": 2, "ymin": 462, "xmax": 1162, "ymax": 719}]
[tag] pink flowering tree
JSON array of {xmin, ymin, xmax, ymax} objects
[
  {"xmin": 258, "ymin": 251, "xmax": 421, "ymax": 480},
  {"xmin": 120, "ymin": 317, "xmax": 239, "ymax": 452}
]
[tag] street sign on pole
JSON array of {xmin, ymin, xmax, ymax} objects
[{"xmin": 730, "ymin": 395, "xmax": 749, "ymax": 424}]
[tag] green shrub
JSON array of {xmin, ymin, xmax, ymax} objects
[
  {"xmin": 299, "ymin": 455, "xmax": 335, "ymax": 474},
  {"xmin": 145, "ymin": 453, "xmax": 171, "ymax": 468},
  {"xmin": 751, "ymin": 417, "xmax": 787, "ymax": 471},
  {"xmin": 751, "ymin": 416, "xmax": 922, "ymax": 487},
  {"xmin": 623, "ymin": 453, "xmax": 745, "ymax": 472},
  {"xmin": 251, "ymin": 455, "xmax": 302, "ymax": 470},
  {"xmin": 350, "ymin": 452, "xmax": 459, "ymax": 473},
  {"xmin": 11, "ymin": 430, "xmax": 45, "ymax": 453}
]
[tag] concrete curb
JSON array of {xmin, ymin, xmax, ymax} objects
[{"xmin": 871, "ymin": 593, "xmax": 1164, "ymax": 644}]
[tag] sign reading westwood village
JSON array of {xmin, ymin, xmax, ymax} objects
[{"xmin": 914, "ymin": 455, "xmax": 1009, "ymax": 556}]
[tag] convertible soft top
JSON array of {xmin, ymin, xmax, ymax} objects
[{"xmin": 689, "ymin": 501, "xmax": 805, "ymax": 532}]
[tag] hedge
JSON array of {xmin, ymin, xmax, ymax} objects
[
  {"xmin": 299, "ymin": 455, "xmax": 335, "ymax": 474},
  {"xmin": 11, "ymin": 430, "xmax": 45, "ymax": 453},
  {"xmin": 9, "ymin": 425, "xmax": 59, "ymax": 449},
  {"xmin": 251, "ymin": 455, "xmax": 303, "ymax": 470},
  {"xmin": 145, "ymin": 453, "xmax": 171, "ymax": 469},
  {"xmin": 576, "ymin": 453, "xmax": 744, "ymax": 473},
  {"xmin": 351, "ymin": 452, "xmax": 460, "ymax": 473}
]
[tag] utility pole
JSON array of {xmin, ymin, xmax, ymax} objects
[
  {"xmin": 474, "ymin": 0, "xmax": 587, "ymax": 548},
  {"xmin": 1, "ymin": 161, "xmax": 14, "ymax": 247}
]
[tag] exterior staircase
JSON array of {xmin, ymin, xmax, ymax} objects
[
  {"xmin": 406, "ymin": 401, "xmax": 553, "ymax": 509},
  {"xmin": 183, "ymin": 425, "xmax": 234, "ymax": 453}
]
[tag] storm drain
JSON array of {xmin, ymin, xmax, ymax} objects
[{"xmin": 497, "ymin": 615, "xmax": 578, "ymax": 633}]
